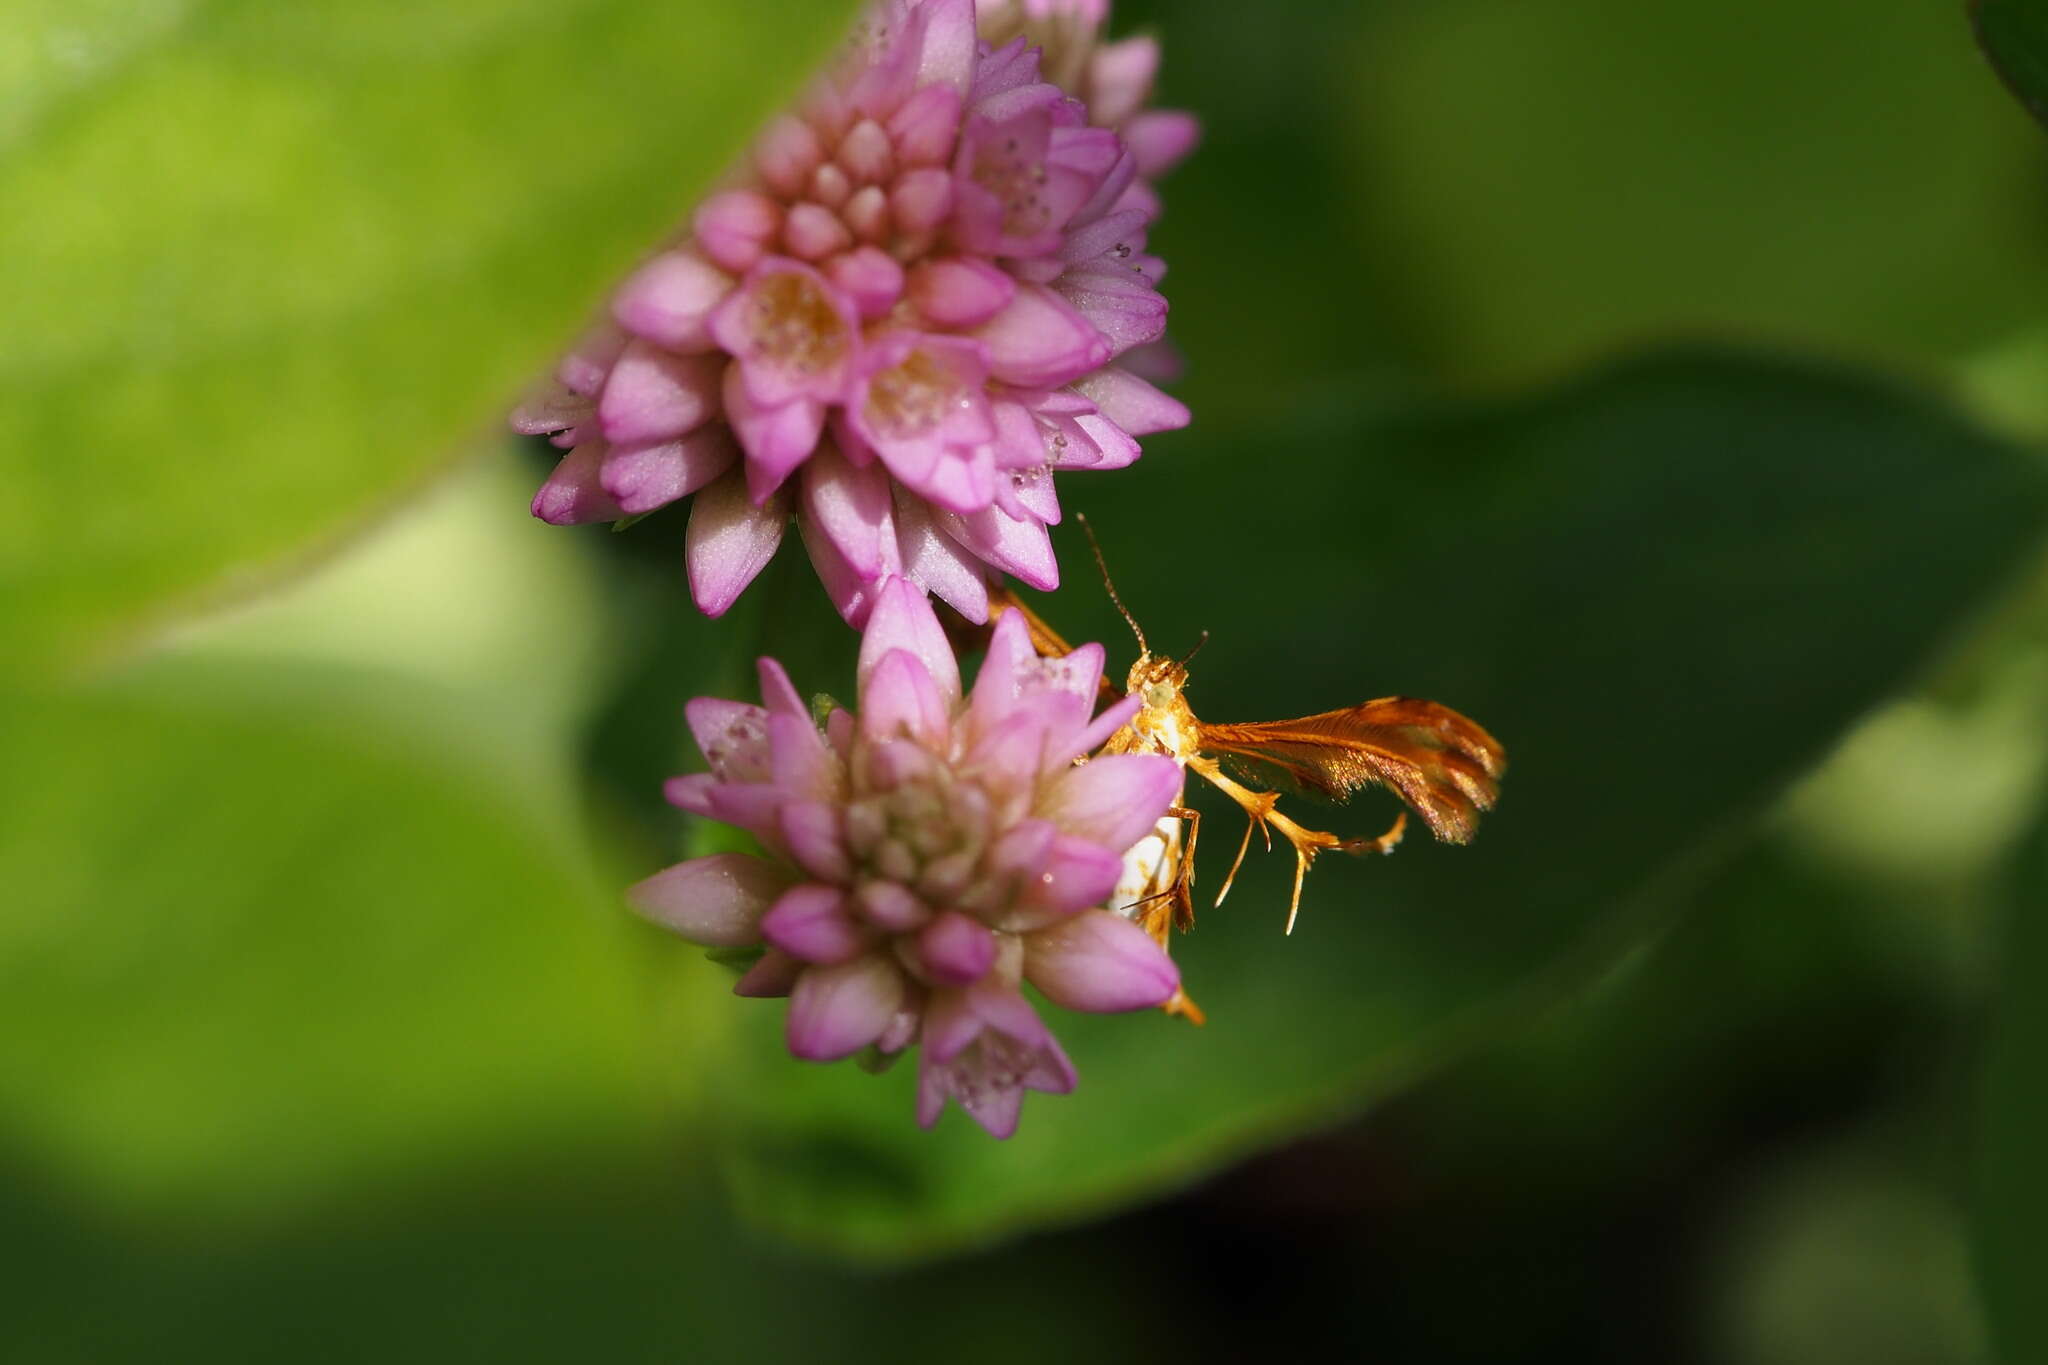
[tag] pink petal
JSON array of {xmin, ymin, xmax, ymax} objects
[
  {"xmin": 971, "ymin": 284, "xmax": 1110, "ymax": 389},
  {"xmin": 1071, "ymin": 366, "xmax": 1189, "ymax": 436},
  {"xmin": 1057, "ymin": 208, "xmax": 1149, "ymax": 267},
  {"xmin": 858, "ymin": 648, "xmax": 951, "ymax": 749},
  {"xmin": 725, "ymin": 367, "xmax": 824, "ymax": 502},
  {"xmin": 1069, "ymin": 146, "xmax": 1141, "ymax": 237},
  {"xmin": 861, "ymin": 736, "xmax": 940, "ymax": 793},
  {"xmin": 600, "ymin": 426, "xmax": 737, "ymax": 515},
  {"xmin": 685, "ymin": 698, "xmax": 771, "ymax": 781},
  {"xmin": 970, "ymin": 35, "xmax": 1040, "ymax": 103},
  {"xmin": 893, "ymin": 490, "xmax": 991, "ymax": 622},
  {"xmin": 752, "ymin": 115, "xmax": 823, "ymax": 197},
  {"xmin": 1124, "ymin": 109, "xmax": 1201, "ymax": 179},
  {"xmin": 709, "ymin": 259, "xmax": 858, "ymax": 408},
  {"xmin": 799, "ymin": 512, "xmax": 894, "ymax": 627},
  {"xmin": 896, "ymin": 444, "xmax": 996, "ymax": 516},
  {"xmin": 1087, "ymin": 35, "xmax": 1160, "ymax": 128},
  {"xmin": 1071, "ymin": 693, "xmax": 1142, "ymax": 758},
  {"xmin": 510, "ymin": 380, "xmax": 593, "ymax": 436},
  {"xmin": 907, "ymin": 256, "xmax": 1016, "ymax": 328},
  {"xmin": 857, "ymin": 575, "xmax": 962, "ymax": 710},
  {"xmin": 965, "ymin": 607, "xmax": 1035, "ymax": 735},
  {"xmin": 1020, "ymin": 833, "xmax": 1124, "ymax": 918},
  {"xmin": 627, "ymin": 853, "xmax": 787, "ymax": 946},
  {"xmin": 761, "ymin": 884, "xmax": 871, "ymax": 964},
  {"xmin": 876, "ymin": 998, "xmax": 924, "ymax": 1055},
  {"xmin": 612, "ymin": 251, "xmax": 732, "ymax": 353},
  {"xmin": 847, "ymin": 334, "xmax": 997, "ymax": 510},
  {"xmin": 694, "ymin": 189, "xmax": 782, "ymax": 273},
  {"xmin": 755, "ymin": 656, "xmax": 806, "ymax": 721},
  {"xmin": 556, "ymin": 324, "xmax": 627, "ymax": 396},
  {"xmin": 853, "ymin": 880, "xmax": 930, "ymax": 932},
  {"xmin": 827, "ymin": 245, "xmax": 906, "ymax": 319},
  {"xmin": 1023, "ymin": 909, "xmax": 1179, "ymax": 1012},
  {"xmin": 825, "ymin": 706, "xmax": 855, "ymax": 756},
  {"xmin": 785, "ymin": 953, "xmax": 906, "ymax": 1060},
  {"xmin": 778, "ymin": 799, "xmax": 853, "ymax": 883},
  {"xmin": 1053, "ymin": 263, "xmax": 1167, "ymax": 358},
  {"xmin": 986, "ymin": 817, "xmax": 1057, "ymax": 886},
  {"xmin": 888, "ymin": 83, "xmax": 965, "ymax": 167},
  {"xmin": 918, "ymin": 911, "xmax": 998, "ymax": 986},
  {"xmin": 845, "ymin": 186, "xmax": 889, "ymax": 245},
  {"xmin": 597, "ymin": 342, "xmax": 723, "ymax": 445},
  {"xmin": 1070, "ymin": 412, "xmax": 1141, "ymax": 469},
  {"xmin": 916, "ymin": 988, "xmax": 1074, "ymax": 1137},
  {"xmin": 783, "ymin": 202, "xmax": 852, "ymax": 261},
  {"xmin": 662, "ymin": 773, "xmax": 715, "ymax": 815},
  {"xmin": 769, "ymin": 713, "xmax": 839, "ymax": 802},
  {"xmin": 996, "ymin": 461, "xmax": 1061, "ymax": 526},
  {"xmin": 914, "ymin": 0, "xmax": 977, "ymax": 96},
  {"xmin": 1116, "ymin": 338, "xmax": 1184, "ymax": 386},
  {"xmin": 966, "ymin": 979, "xmax": 1051, "ymax": 1049},
  {"xmin": 531, "ymin": 441, "xmax": 625, "ymax": 526},
  {"xmin": 890, "ymin": 166, "xmax": 955, "ymax": 235},
  {"xmin": 839, "ymin": 116, "xmax": 894, "ymax": 180},
  {"xmin": 685, "ymin": 469, "xmax": 786, "ymax": 617},
  {"xmin": 734, "ymin": 947, "xmax": 804, "ymax": 998},
  {"xmin": 920, "ymin": 988, "xmax": 985, "ymax": 1068},
  {"xmin": 703, "ymin": 782, "xmax": 786, "ymax": 849},
  {"xmin": 963, "ymin": 708, "xmax": 1051, "ymax": 785},
  {"xmin": 940, "ymin": 503, "xmax": 1059, "ymax": 591},
  {"xmin": 801, "ymin": 440, "xmax": 895, "ymax": 579},
  {"xmin": 1046, "ymin": 753, "xmax": 1183, "ymax": 853},
  {"xmin": 957, "ymin": 1073, "xmax": 1026, "ymax": 1139}
]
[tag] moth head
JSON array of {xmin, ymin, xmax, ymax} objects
[{"xmin": 1127, "ymin": 653, "xmax": 1188, "ymax": 710}]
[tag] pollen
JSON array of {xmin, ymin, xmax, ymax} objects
[
  {"xmin": 866, "ymin": 347, "xmax": 969, "ymax": 437},
  {"xmin": 746, "ymin": 271, "xmax": 851, "ymax": 378}
]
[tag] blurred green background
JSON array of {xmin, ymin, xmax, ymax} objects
[{"xmin": 7, "ymin": 0, "xmax": 2048, "ymax": 1359}]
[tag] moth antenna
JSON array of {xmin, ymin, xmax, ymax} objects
[
  {"xmin": 1075, "ymin": 512, "xmax": 1148, "ymax": 657},
  {"xmin": 1180, "ymin": 630, "xmax": 1211, "ymax": 668}
]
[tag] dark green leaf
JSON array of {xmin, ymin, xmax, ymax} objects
[
  {"xmin": 1974, "ymin": 805, "xmax": 2048, "ymax": 1365},
  {"xmin": 1974, "ymin": 0, "xmax": 2048, "ymax": 130},
  {"xmin": 697, "ymin": 347, "xmax": 2048, "ymax": 1258}
]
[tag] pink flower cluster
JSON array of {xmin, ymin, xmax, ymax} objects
[
  {"xmin": 513, "ymin": 0, "xmax": 1195, "ymax": 625},
  {"xmin": 631, "ymin": 578, "xmax": 1182, "ymax": 1136}
]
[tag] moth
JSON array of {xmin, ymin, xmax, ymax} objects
[{"xmin": 987, "ymin": 527, "xmax": 1506, "ymax": 1023}]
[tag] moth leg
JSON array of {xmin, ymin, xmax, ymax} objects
[
  {"xmin": 1123, "ymin": 806, "xmax": 1206, "ymax": 1026},
  {"xmin": 1188, "ymin": 757, "xmax": 1276, "ymax": 908},
  {"xmin": 1167, "ymin": 803, "xmax": 1201, "ymax": 933},
  {"xmin": 1129, "ymin": 805, "xmax": 1201, "ymax": 930},
  {"xmin": 1129, "ymin": 806, "xmax": 1197, "ymax": 939},
  {"xmin": 1352, "ymin": 809, "xmax": 1408, "ymax": 857},
  {"xmin": 1190, "ymin": 757, "xmax": 1408, "ymax": 934},
  {"xmin": 1162, "ymin": 986, "xmax": 1207, "ymax": 1027},
  {"xmin": 1260, "ymin": 807, "xmax": 1408, "ymax": 933}
]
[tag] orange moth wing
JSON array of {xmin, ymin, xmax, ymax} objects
[{"xmin": 1196, "ymin": 697, "xmax": 1505, "ymax": 844}]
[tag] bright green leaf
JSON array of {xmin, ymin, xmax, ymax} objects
[
  {"xmin": 692, "ymin": 347, "xmax": 2048, "ymax": 1259},
  {"xmin": 1335, "ymin": 0, "xmax": 2048, "ymax": 385},
  {"xmin": 0, "ymin": 0, "xmax": 853, "ymax": 680},
  {"xmin": 0, "ymin": 670, "xmax": 655, "ymax": 1214}
]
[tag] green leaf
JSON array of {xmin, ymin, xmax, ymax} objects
[
  {"xmin": 694, "ymin": 347, "xmax": 2048, "ymax": 1258},
  {"xmin": 1973, "ymin": 0, "xmax": 2048, "ymax": 131},
  {"xmin": 0, "ymin": 669, "xmax": 655, "ymax": 1214},
  {"xmin": 1975, "ymin": 808, "xmax": 2048, "ymax": 1365},
  {"xmin": 0, "ymin": 0, "xmax": 853, "ymax": 681}
]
